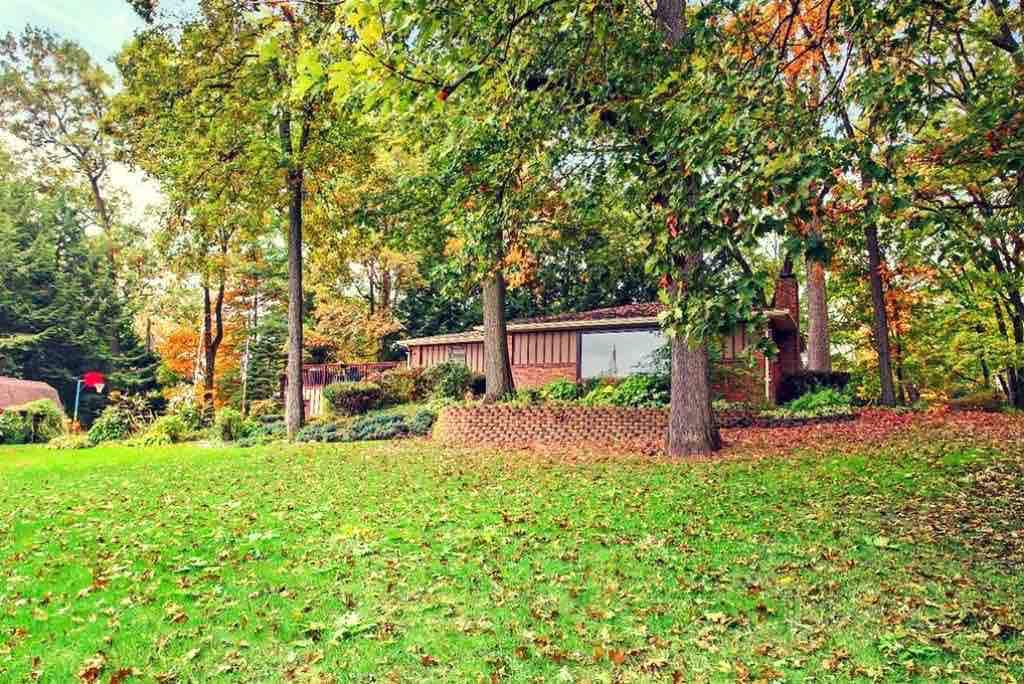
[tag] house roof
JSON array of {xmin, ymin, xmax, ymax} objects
[
  {"xmin": 397, "ymin": 303, "xmax": 796, "ymax": 347},
  {"xmin": 0, "ymin": 377, "xmax": 62, "ymax": 412},
  {"xmin": 510, "ymin": 303, "xmax": 666, "ymax": 325}
]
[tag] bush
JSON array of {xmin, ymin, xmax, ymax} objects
[
  {"xmin": 948, "ymin": 390, "xmax": 1004, "ymax": 412},
  {"xmin": 248, "ymin": 398, "xmax": 283, "ymax": 419},
  {"xmin": 238, "ymin": 420, "xmax": 286, "ymax": 447},
  {"xmin": 470, "ymin": 374, "xmax": 487, "ymax": 396},
  {"xmin": 47, "ymin": 433, "xmax": 92, "ymax": 450},
  {"xmin": 407, "ymin": 410, "xmax": 437, "ymax": 436},
  {"xmin": 581, "ymin": 374, "xmax": 669, "ymax": 408},
  {"xmin": 539, "ymin": 378, "xmax": 581, "ymax": 402},
  {"xmin": 0, "ymin": 399, "xmax": 65, "ymax": 444},
  {"xmin": 786, "ymin": 387, "xmax": 851, "ymax": 413},
  {"xmin": 580, "ymin": 383, "xmax": 618, "ymax": 407},
  {"xmin": 140, "ymin": 415, "xmax": 189, "ymax": 445},
  {"xmin": 107, "ymin": 392, "xmax": 158, "ymax": 432},
  {"xmin": 87, "ymin": 405, "xmax": 135, "ymax": 444},
  {"xmin": 0, "ymin": 412, "xmax": 29, "ymax": 445},
  {"xmin": 422, "ymin": 361, "xmax": 474, "ymax": 400},
  {"xmin": 777, "ymin": 371, "xmax": 850, "ymax": 404},
  {"xmin": 349, "ymin": 414, "xmax": 409, "ymax": 441},
  {"xmin": 296, "ymin": 421, "xmax": 347, "ymax": 443},
  {"xmin": 215, "ymin": 407, "xmax": 246, "ymax": 442},
  {"xmin": 323, "ymin": 381, "xmax": 383, "ymax": 415},
  {"xmin": 510, "ymin": 387, "xmax": 542, "ymax": 405},
  {"xmin": 378, "ymin": 368, "xmax": 428, "ymax": 405},
  {"xmin": 167, "ymin": 394, "xmax": 205, "ymax": 430}
]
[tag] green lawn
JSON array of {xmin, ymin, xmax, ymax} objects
[{"xmin": 1, "ymin": 435, "xmax": 1022, "ymax": 682}]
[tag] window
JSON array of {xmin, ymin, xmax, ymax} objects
[
  {"xmin": 580, "ymin": 329, "xmax": 667, "ymax": 379},
  {"xmin": 449, "ymin": 345, "xmax": 467, "ymax": 365}
]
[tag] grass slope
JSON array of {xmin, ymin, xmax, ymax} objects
[{"xmin": 1, "ymin": 436, "xmax": 1021, "ymax": 682}]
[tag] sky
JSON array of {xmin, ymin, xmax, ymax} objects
[
  {"xmin": 2, "ymin": 1, "xmax": 197, "ymax": 223},
  {"xmin": 2, "ymin": 1, "xmax": 152, "ymax": 64}
]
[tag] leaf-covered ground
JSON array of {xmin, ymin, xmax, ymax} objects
[{"xmin": 1, "ymin": 419, "xmax": 1023, "ymax": 682}]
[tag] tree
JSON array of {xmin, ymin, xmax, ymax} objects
[
  {"xmin": 0, "ymin": 154, "xmax": 149, "ymax": 423},
  {"xmin": 116, "ymin": 0, "xmax": 352, "ymax": 435},
  {"xmin": 1, "ymin": 27, "xmax": 130, "ymax": 353}
]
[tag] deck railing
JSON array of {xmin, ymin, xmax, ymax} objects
[{"xmin": 280, "ymin": 362, "xmax": 401, "ymax": 417}]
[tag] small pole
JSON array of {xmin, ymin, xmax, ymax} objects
[{"xmin": 73, "ymin": 379, "xmax": 83, "ymax": 424}]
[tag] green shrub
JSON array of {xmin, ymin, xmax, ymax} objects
[
  {"xmin": 581, "ymin": 374, "xmax": 668, "ymax": 408},
  {"xmin": 786, "ymin": 387, "xmax": 851, "ymax": 413},
  {"xmin": 539, "ymin": 378, "xmax": 581, "ymax": 402},
  {"xmin": 87, "ymin": 405, "xmax": 135, "ymax": 444},
  {"xmin": 378, "ymin": 368, "xmax": 428, "ymax": 405},
  {"xmin": 510, "ymin": 387, "xmax": 542, "ymax": 405},
  {"xmin": 167, "ymin": 396, "xmax": 205, "ymax": 430},
  {"xmin": 0, "ymin": 412, "xmax": 29, "ymax": 445},
  {"xmin": 10, "ymin": 399, "xmax": 66, "ymax": 443},
  {"xmin": 323, "ymin": 381, "xmax": 383, "ymax": 415},
  {"xmin": 47, "ymin": 433, "xmax": 92, "ymax": 450},
  {"xmin": 215, "ymin": 407, "xmax": 246, "ymax": 442},
  {"xmin": 296, "ymin": 422, "xmax": 347, "ymax": 443},
  {"xmin": 422, "ymin": 361, "xmax": 474, "ymax": 400},
  {"xmin": 106, "ymin": 392, "xmax": 158, "ymax": 432},
  {"xmin": 248, "ymin": 398, "xmax": 283, "ymax": 419},
  {"xmin": 140, "ymin": 414, "xmax": 189, "ymax": 445},
  {"xmin": 778, "ymin": 371, "xmax": 851, "ymax": 404},
  {"xmin": 0, "ymin": 399, "xmax": 65, "ymax": 444},
  {"xmin": 238, "ymin": 420, "xmax": 286, "ymax": 447},
  {"xmin": 349, "ymin": 414, "xmax": 408, "ymax": 441},
  {"xmin": 407, "ymin": 410, "xmax": 437, "ymax": 436},
  {"xmin": 580, "ymin": 383, "xmax": 618, "ymax": 407},
  {"xmin": 760, "ymin": 404, "xmax": 855, "ymax": 420},
  {"xmin": 948, "ymin": 390, "xmax": 1004, "ymax": 412}
]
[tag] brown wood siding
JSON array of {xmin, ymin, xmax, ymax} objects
[
  {"xmin": 509, "ymin": 331, "xmax": 576, "ymax": 366},
  {"xmin": 408, "ymin": 342, "xmax": 485, "ymax": 373}
]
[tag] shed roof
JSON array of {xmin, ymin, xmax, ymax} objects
[{"xmin": 0, "ymin": 377, "xmax": 63, "ymax": 412}]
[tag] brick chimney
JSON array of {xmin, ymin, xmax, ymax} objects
[{"xmin": 771, "ymin": 257, "xmax": 799, "ymax": 332}]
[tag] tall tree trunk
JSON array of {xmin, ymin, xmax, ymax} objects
[
  {"xmin": 805, "ymin": 220, "xmax": 831, "ymax": 371},
  {"xmin": 201, "ymin": 280, "xmax": 225, "ymax": 419},
  {"xmin": 666, "ymin": 253, "xmax": 720, "ymax": 458},
  {"xmin": 280, "ymin": 111, "xmax": 305, "ymax": 438},
  {"xmin": 657, "ymin": 0, "xmax": 719, "ymax": 457},
  {"xmin": 864, "ymin": 223, "xmax": 897, "ymax": 405},
  {"xmin": 241, "ymin": 291, "xmax": 258, "ymax": 416},
  {"xmin": 992, "ymin": 297, "xmax": 1021, "ymax": 406},
  {"xmin": 482, "ymin": 270, "xmax": 514, "ymax": 402},
  {"xmin": 668, "ymin": 337, "xmax": 721, "ymax": 457}
]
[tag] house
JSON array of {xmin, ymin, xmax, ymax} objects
[
  {"xmin": 397, "ymin": 270, "xmax": 801, "ymax": 404},
  {"xmin": 0, "ymin": 377, "xmax": 62, "ymax": 413}
]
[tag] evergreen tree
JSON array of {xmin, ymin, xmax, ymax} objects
[{"xmin": 0, "ymin": 162, "xmax": 156, "ymax": 423}]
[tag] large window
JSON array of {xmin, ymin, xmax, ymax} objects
[{"xmin": 580, "ymin": 329, "xmax": 667, "ymax": 379}]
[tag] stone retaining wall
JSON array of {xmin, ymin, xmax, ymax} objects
[{"xmin": 433, "ymin": 404, "xmax": 856, "ymax": 452}]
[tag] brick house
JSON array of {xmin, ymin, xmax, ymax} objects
[{"xmin": 398, "ymin": 270, "xmax": 801, "ymax": 404}]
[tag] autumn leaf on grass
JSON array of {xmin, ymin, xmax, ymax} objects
[
  {"xmin": 330, "ymin": 612, "xmax": 376, "ymax": 641},
  {"xmin": 865, "ymin": 535, "xmax": 898, "ymax": 550},
  {"xmin": 109, "ymin": 668, "xmax": 136, "ymax": 684},
  {"xmin": 77, "ymin": 653, "xmax": 106, "ymax": 683},
  {"xmin": 164, "ymin": 603, "xmax": 188, "ymax": 624}
]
